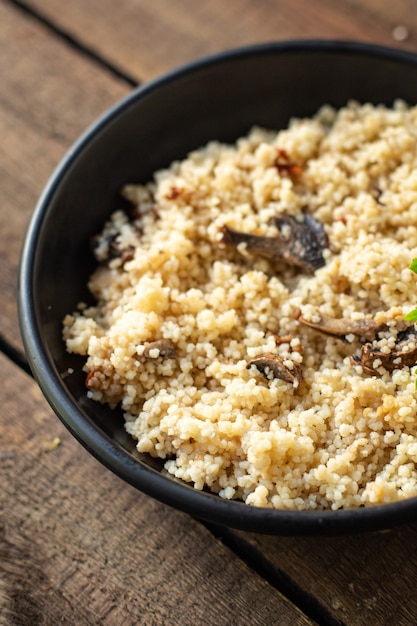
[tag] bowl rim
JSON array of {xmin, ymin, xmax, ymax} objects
[{"xmin": 18, "ymin": 39, "xmax": 417, "ymax": 534}]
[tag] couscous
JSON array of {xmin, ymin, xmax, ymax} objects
[{"xmin": 63, "ymin": 101, "xmax": 417, "ymax": 510}]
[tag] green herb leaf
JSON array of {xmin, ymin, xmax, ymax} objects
[
  {"xmin": 404, "ymin": 308, "xmax": 417, "ymax": 322},
  {"xmin": 410, "ymin": 258, "xmax": 417, "ymax": 274}
]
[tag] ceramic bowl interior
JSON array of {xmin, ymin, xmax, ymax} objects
[{"xmin": 19, "ymin": 40, "xmax": 417, "ymax": 534}]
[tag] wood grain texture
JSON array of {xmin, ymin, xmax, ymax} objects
[
  {"xmin": 0, "ymin": 353, "xmax": 313, "ymax": 626},
  {"xmin": 24, "ymin": 0, "xmax": 417, "ymax": 82},
  {"xmin": 0, "ymin": 1, "xmax": 129, "ymax": 349},
  {"xmin": 3, "ymin": 1, "xmax": 417, "ymax": 624},
  {"xmin": 239, "ymin": 525, "xmax": 417, "ymax": 625}
]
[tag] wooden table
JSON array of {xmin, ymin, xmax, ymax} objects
[{"xmin": 2, "ymin": 1, "xmax": 417, "ymax": 624}]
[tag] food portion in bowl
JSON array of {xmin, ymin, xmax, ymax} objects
[{"xmin": 62, "ymin": 100, "xmax": 417, "ymax": 511}]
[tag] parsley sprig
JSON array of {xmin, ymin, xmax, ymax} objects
[{"xmin": 404, "ymin": 259, "xmax": 417, "ymax": 322}]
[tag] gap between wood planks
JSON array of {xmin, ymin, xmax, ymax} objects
[
  {"xmin": 4, "ymin": 0, "xmax": 139, "ymax": 87},
  {"xmin": 204, "ymin": 523, "xmax": 345, "ymax": 626},
  {"xmin": 0, "ymin": 333, "xmax": 31, "ymax": 376}
]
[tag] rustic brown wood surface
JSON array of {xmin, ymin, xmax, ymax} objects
[
  {"xmin": 23, "ymin": 0, "xmax": 417, "ymax": 81},
  {"xmin": 0, "ymin": 1, "xmax": 129, "ymax": 351},
  {"xmin": 2, "ymin": 1, "xmax": 417, "ymax": 624},
  {"xmin": 243, "ymin": 525, "xmax": 417, "ymax": 625},
  {"xmin": 1, "ymin": 354, "xmax": 312, "ymax": 625}
]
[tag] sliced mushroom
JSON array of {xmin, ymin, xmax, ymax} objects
[
  {"xmin": 91, "ymin": 231, "xmax": 136, "ymax": 264},
  {"xmin": 121, "ymin": 184, "xmax": 155, "ymax": 216},
  {"xmin": 247, "ymin": 352, "xmax": 303, "ymax": 386},
  {"xmin": 351, "ymin": 326, "xmax": 417, "ymax": 375},
  {"xmin": 143, "ymin": 339, "xmax": 177, "ymax": 359},
  {"xmin": 220, "ymin": 213, "xmax": 328, "ymax": 273},
  {"xmin": 298, "ymin": 313, "xmax": 385, "ymax": 343}
]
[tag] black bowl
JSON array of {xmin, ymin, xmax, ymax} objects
[{"xmin": 18, "ymin": 40, "xmax": 417, "ymax": 535}]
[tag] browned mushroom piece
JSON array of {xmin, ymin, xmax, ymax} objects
[
  {"xmin": 247, "ymin": 352, "xmax": 303, "ymax": 386},
  {"xmin": 90, "ymin": 231, "xmax": 136, "ymax": 264},
  {"xmin": 298, "ymin": 313, "xmax": 385, "ymax": 342},
  {"xmin": 220, "ymin": 213, "xmax": 328, "ymax": 273},
  {"xmin": 143, "ymin": 339, "xmax": 177, "ymax": 359},
  {"xmin": 351, "ymin": 326, "xmax": 417, "ymax": 375}
]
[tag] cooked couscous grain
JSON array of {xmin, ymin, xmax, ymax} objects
[{"xmin": 63, "ymin": 101, "xmax": 417, "ymax": 510}]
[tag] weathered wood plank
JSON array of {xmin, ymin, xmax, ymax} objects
[
  {"xmin": 238, "ymin": 524, "xmax": 417, "ymax": 626},
  {"xmin": 0, "ymin": 1, "xmax": 130, "ymax": 349},
  {"xmin": 24, "ymin": 0, "xmax": 417, "ymax": 82},
  {"xmin": 0, "ymin": 354, "xmax": 314, "ymax": 625}
]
